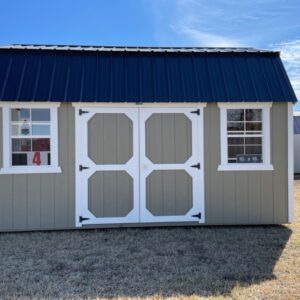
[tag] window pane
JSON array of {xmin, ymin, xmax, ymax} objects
[
  {"xmin": 245, "ymin": 145, "xmax": 262, "ymax": 155},
  {"xmin": 227, "ymin": 122, "xmax": 244, "ymax": 132},
  {"xmin": 32, "ymin": 138, "xmax": 50, "ymax": 151},
  {"xmin": 12, "ymin": 153, "xmax": 28, "ymax": 166},
  {"xmin": 11, "ymin": 108, "xmax": 30, "ymax": 122},
  {"xmin": 12, "ymin": 123, "xmax": 31, "ymax": 136},
  {"xmin": 32, "ymin": 125, "xmax": 50, "ymax": 135},
  {"xmin": 245, "ymin": 137, "xmax": 262, "ymax": 145},
  {"xmin": 228, "ymin": 137, "xmax": 244, "ymax": 145},
  {"xmin": 227, "ymin": 109, "xmax": 244, "ymax": 121},
  {"xmin": 246, "ymin": 122, "xmax": 262, "ymax": 131},
  {"xmin": 246, "ymin": 109, "xmax": 262, "ymax": 121},
  {"xmin": 228, "ymin": 145, "xmax": 244, "ymax": 159},
  {"xmin": 32, "ymin": 109, "xmax": 50, "ymax": 122},
  {"xmin": 27, "ymin": 152, "xmax": 50, "ymax": 165},
  {"xmin": 12, "ymin": 139, "xmax": 31, "ymax": 152}
]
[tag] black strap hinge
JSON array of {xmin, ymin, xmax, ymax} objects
[
  {"xmin": 79, "ymin": 165, "xmax": 89, "ymax": 171},
  {"xmin": 191, "ymin": 163, "xmax": 200, "ymax": 169},
  {"xmin": 190, "ymin": 109, "xmax": 200, "ymax": 115},
  {"xmin": 79, "ymin": 109, "xmax": 89, "ymax": 116},
  {"xmin": 79, "ymin": 216, "xmax": 90, "ymax": 223},
  {"xmin": 192, "ymin": 212, "xmax": 202, "ymax": 219}
]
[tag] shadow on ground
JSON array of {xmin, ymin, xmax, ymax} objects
[{"xmin": 0, "ymin": 225, "xmax": 291, "ymax": 299}]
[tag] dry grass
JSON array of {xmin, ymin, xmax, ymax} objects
[{"xmin": 0, "ymin": 183, "xmax": 300, "ymax": 299}]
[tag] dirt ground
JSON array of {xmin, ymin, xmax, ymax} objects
[{"xmin": 0, "ymin": 183, "xmax": 299, "ymax": 300}]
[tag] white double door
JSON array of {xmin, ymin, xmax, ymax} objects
[{"xmin": 75, "ymin": 106, "xmax": 204, "ymax": 227}]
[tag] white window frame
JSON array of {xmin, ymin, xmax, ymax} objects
[
  {"xmin": 0, "ymin": 102, "xmax": 61, "ymax": 174},
  {"xmin": 218, "ymin": 102, "xmax": 274, "ymax": 171}
]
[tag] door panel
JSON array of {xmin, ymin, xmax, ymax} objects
[
  {"xmin": 88, "ymin": 170, "xmax": 133, "ymax": 218},
  {"xmin": 140, "ymin": 107, "xmax": 204, "ymax": 223},
  {"xmin": 75, "ymin": 107, "xmax": 139, "ymax": 226},
  {"xmin": 146, "ymin": 170, "xmax": 193, "ymax": 216}
]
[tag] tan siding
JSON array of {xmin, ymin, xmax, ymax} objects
[
  {"xmin": 12, "ymin": 175, "xmax": 28, "ymax": 230},
  {"xmin": 204, "ymin": 103, "xmax": 288, "ymax": 225},
  {"xmin": 0, "ymin": 102, "xmax": 289, "ymax": 231},
  {"xmin": 204, "ymin": 104, "xmax": 224, "ymax": 224},
  {"xmin": 0, "ymin": 103, "xmax": 75, "ymax": 231},
  {"xmin": 27, "ymin": 175, "xmax": 41, "ymax": 228},
  {"xmin": 272, "ymin": 103, "xmax": 288, "ymax": 223},
  {"xmin": 235, "ymin": 173, "xmax": 249, "ymax": 223},
  {"xmin": 0, "ymin": 108, "xmax": 2, "ymax": 168},
  {"xmin": 0, "ymin": 175, "xmax": 13, "ymax": 230}
]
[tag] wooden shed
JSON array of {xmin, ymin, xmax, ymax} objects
[{"xmin": 0, "ymin": 45, "xmax": 296, "ymax": 232}]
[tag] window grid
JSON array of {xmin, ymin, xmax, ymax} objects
[{"xmin": 226, "ymin": 108, "xmax": 263, "ymax": 163}]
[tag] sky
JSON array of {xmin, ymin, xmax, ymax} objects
[{"xmin": 0, "ymin": 0, "xmax": 299, "ymax": 107}]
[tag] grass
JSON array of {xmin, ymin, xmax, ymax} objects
[{"xmin": 0, "ymin": 183, "xmax": 300, "ymax": 299}]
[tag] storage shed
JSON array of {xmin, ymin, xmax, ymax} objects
[
  {"xmin": 294, "ymin": 111, "xmax": 300, "ymax": 174},
  {"xmin": 0, "ymin": 45, "xmax": 296, "ymax": 232}
]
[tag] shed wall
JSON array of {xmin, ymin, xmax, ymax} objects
[
  {"xmin": 0, "ymin": 102, "xmax": 289, "ymax": 231},
  {"xmin": 294, "ymin": 134, "xmax": 300, "ymax": 174},
  {"xmin": 0, "ymin": 104, "xmax": 75, "ymax": 231},
  {"xmin": 204, "ymin": 103, "xmax": 288, "ymax": 224}
]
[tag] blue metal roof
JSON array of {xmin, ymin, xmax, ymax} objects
[{"xmin": 0, "ymin": 45, "xmax": 297, "ymax": 103}]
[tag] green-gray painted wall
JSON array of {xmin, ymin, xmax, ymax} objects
[{"xmin": 0, "ymin": 103, "xmax": 289, "ymax": 231}]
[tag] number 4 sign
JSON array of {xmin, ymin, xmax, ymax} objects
[
  {"xmin": 27, "ymin": 152, "xmax": 48, "ymax": 166},
  {"xmin": 32, "ymin": 152, "xmax": 41, "ymax": 165}
]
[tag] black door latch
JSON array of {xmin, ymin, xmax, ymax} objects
[
  {"xmin": 79, "ymin": 109, "xmax": 89, "ymax": 115},
  {"xmin": 79, "ymin": 165, "xmax": 89, "ymax": 171},
  {"xmin": 191, "ymin": 163, "xmax": 200, "ymax": 169},
  {"xmin": 192, "ymin": 212, "xmax": 202, "ymax": 219},
  {"xmin": 190, "ymin": 109, "xmax": 200, "ymax": 115},
  {"xmin": 79, "ymin": 216, "xmax": 90, "ymax": 223}
]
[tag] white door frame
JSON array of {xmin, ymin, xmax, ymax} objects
[
  {"xmin": 74, "ymin": 104, "xmax": 206, "ymax": 226},
  {"xmin": 139, "ymin": 107, "xmax": 205, "ymax": 223},
  {"xmin": 74, "ymin": 106, "xmax": 140, "ymax": 227}
]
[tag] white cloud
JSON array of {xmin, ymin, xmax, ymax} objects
[
  {"xmin": 171, "ymin": 23, "xmax": 243, "ymax": 47},
  {"xmin": 272, "ymin": 40, "xmax": 300, "ymax": 100}
]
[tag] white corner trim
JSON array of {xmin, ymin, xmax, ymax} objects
[
  {"xmin": 0, "ymin": 166, "xmax": 62, "ymax": 174},
  {"xmin": 218, "ymin": 103, "xmax": 272, "ymax": 171},
  {"xmin": 72, "ymin": 102, "xmax": 207, "ymax": 108},
  {"xmin": 218, "ymin": 164, "xmax": 274, "ymax": 171},
  {"xmin": 218, "ymin": 102, "xmax": 272, "ymax": 108},
  {"xmin": 288, "ymin": 102, "xmax": 294, "ymax": 223}
]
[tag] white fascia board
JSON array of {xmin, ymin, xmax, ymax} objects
[
  {"xmin": 0, "ymin": 101, "xmax": 61, "ymax": 108},
  {"xmin": 72, "ymin": 102, "xmax": 207, "ymax": 108},
  {"xmin": 218, "ymin": 102, "xmax": 272, "ymax": 108}
]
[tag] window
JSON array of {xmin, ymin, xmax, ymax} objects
[
  {"xmin": 218, "ymin": 103, "xmax": 273, "ymax": 171},
  {"xmin": 0, "ymin": 103, "xmax": 61, "ymax": 174}
]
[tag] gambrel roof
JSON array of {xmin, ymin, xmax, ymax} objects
[{"xmin": 0, "ymin": 44, "xmax": 297, "ymax": 103}]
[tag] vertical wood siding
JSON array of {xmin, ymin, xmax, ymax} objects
[
  {"xmin": 204, "ymin": 103, "xmax": 288, "ymax": 225},
  {"xmin": 0, "ymin": 103, "xmax": 289, "ymax": 231},
  {"xmin": 0, "ymin": 104, "xmax": 75, "ymax": 231}
]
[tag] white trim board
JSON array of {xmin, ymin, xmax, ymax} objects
[
  {"xmin": 288, "ymin": 102, "xmax": 294, "ymax": 222},
  {"xmin": 72, "ymin": 102, "xmax": 207, "ymax": 108},
  {"xmin": 0, "ymin": 104, "xmax": 61, "ymax": 174},
  {"xmin": 218, "ymin": 102, "xmax": 273, "ymax": 171},
  {"xmin": 0, "ymin": 102, "xmax": 61, "ymax": 108}
]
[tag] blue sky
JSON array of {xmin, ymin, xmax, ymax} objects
[{"xmin": 0, "ymin": 0, "xmax": 299, "ymax": 106}]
